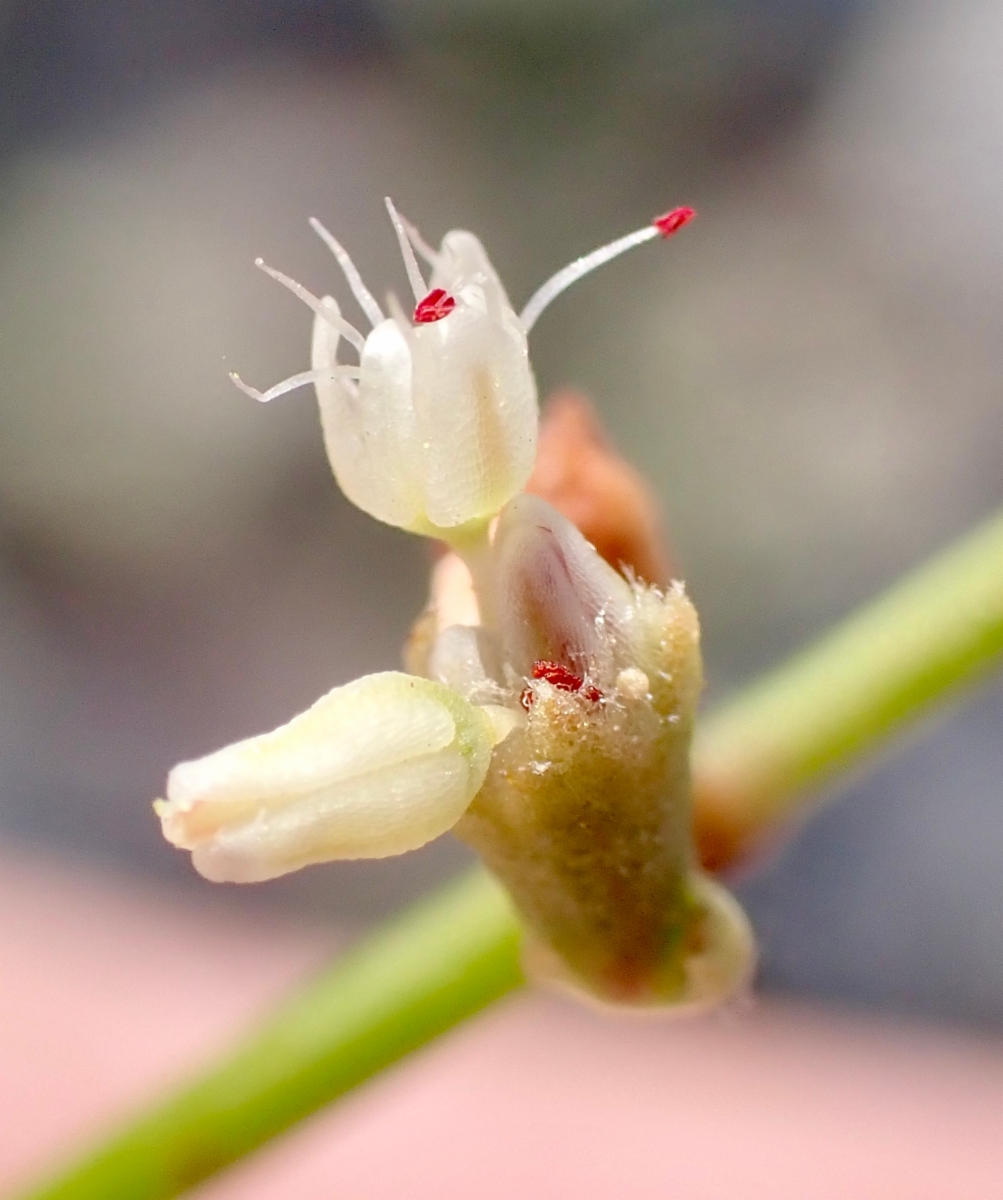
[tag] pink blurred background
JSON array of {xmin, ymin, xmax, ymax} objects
[{"xmin": 3, "ymin": 843, "xmax": 1002, "ymax": 1198}]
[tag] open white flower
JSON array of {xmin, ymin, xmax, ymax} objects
[
  {"xmin": 229, "ymin": 199, "xmax": 694, "ymax": 542},
  {"xmin": 232, "ymin": 199, "xmax": 537, "ymax": 539},
  {"xmin": 160, "ymin": 200, "xmax": 755, "ymax": 1009}
]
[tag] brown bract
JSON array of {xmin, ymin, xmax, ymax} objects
[{"xmin": 526, "ymin": 391, "xmax": 671, "ymax": 588}]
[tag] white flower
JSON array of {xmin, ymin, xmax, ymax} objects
[
  {"xmin": 159, "ymin": 200, "xmax": 755, "ymax": 1009},
  {"xmin": 229, "ymin": 200, "xmax": 694, "ymax": 541},
  {"xmin": 232, "ymin": 200, "xmax": 537, "ymax": 539}
]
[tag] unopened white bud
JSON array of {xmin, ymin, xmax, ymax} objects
[{"xmin": 155, "ymin": 672, "xmax": 499, "ymax": 883}]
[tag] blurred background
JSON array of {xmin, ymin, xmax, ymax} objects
[{"xmin": 1, "ymin": 0, "xmax": 1002, "ymax": 1043}]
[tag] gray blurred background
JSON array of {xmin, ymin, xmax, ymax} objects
[{"xmin": 1, "ymin": 0, "xmax": 1001, "ymax": 1025}]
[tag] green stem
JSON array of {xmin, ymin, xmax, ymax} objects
[
  {"xmin": 12, "ymin": 508, "xmax": 1003, "ymax": 1200},
  {"xmin": 13, "ymin": 871, "xmax": 523, "ymax": 1200},
  {"xmin": 692, "ymin": 507, "xmax": 1003, "ymax": 861}
]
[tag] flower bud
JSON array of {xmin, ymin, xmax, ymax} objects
[
  {"xmin": 155, "ymin": 672, "xmax": 498, "ymax": 883},
  {"xmin": 452, "ymin": 495, "xmax": 754, "ymax": 1008}
]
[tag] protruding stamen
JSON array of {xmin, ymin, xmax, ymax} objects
[
  {"xmin": 384, "ymin": 197, "xmax": 427, "ymax": 303},
  {"xmin": 385, "ymin": 291, "xmax": 413, "ymax": 340},
  {"xmin": 308, "ymin": 218, "xmax": 384, "ymax": 328},
  {"xmin": 230, "ymin": 366, "xmax": 360, "ymax": 404},
  {"xmin": 519, "ymin": 206, "xmax": 697, "ymax": 333},
  {"xmin": 653, "ymin": 206, "xmax": 696, "ymax": 238},
  {"xmin": 400, "ymin": 214, "xmax": 442, "ymax": 270},
  {"xmin": 255, "ymin": 259, "xmax": 366, "ymax": 353},
  {"xmin": 413, "ymin": 288, "xmax": 457, "ymax": 324}
]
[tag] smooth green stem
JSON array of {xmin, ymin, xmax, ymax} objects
[
  {"xmin": 12, "ymin": 508, "xmax": 1003, "ymax": 1200},
  {"xmin": 13, "ymin": 871, "xmax": 523, "ymax": 1200},
  {"xmin": 692, "ymin": 507, "xmax": 1003, "ymax": 857}
]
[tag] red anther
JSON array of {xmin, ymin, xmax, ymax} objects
[
  {"xmin": 413, "ymin": 287, "xmax": 456, "ymax": 323},
  {"xmin": 532, "ymin": 660, "xmax": 585, "ymax": 691},
  {"xmin": 652, "ymin": 206, "xmax": 696, "ymax": 238},
  {"xmin": 521, "ymin": 660, "xmax": 604, "ymax": 709}
]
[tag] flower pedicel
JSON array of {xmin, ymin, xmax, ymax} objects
[{"xmin": 157, "ymin": 200, "xmax": 755, "ymax": 1009}]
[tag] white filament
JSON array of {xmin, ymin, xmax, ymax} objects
[
  {"xmin": 519, "ymin": 223, "xmax": 659, "ymax": 333},
  {"xmin": 230, "ymin": 366, "xmax": 361, "ymax": 404},
  {"xmin": 385, "ymin": 290, "xmax": 413, "ymax": 340},
  {"xmin": 401, "ymin": 214, "xmax": 442, "ymax": 270},
  {"xmin": 255, "ymin": 259, "xmax": 366, "ymax": 353},
  {"xmin": 308, "ymin": 218, "xmax": 384, "ymax": 328},
  {"xmin": 384, "ymin": 197, "xmax": 427, "ymax": 303}
]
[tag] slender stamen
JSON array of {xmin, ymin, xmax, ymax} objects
[
  {"xmin": 519, "ymin": 206, "xmax": 696, "ymax": 333},
  {"xmin": 230, "ymin": 366, "xmax": 361, "ymax": 404},
  {"xmin": 400, "ymin": 214, "xmax": 441, "ymax": 270},
  {"xmin": 255, "ymin": 260, "xmax": 366, "ymax": 353},
  {"xmin": 386, "ymin": 291, "xmax": 413, "ymax": 340},
  {"xmin": 308, "ymin": 218, "xmax": 384, "ymax": 328},
  {"xmin": 384, "ymin": 197, "xmax": 427, "ymax": 303}
]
